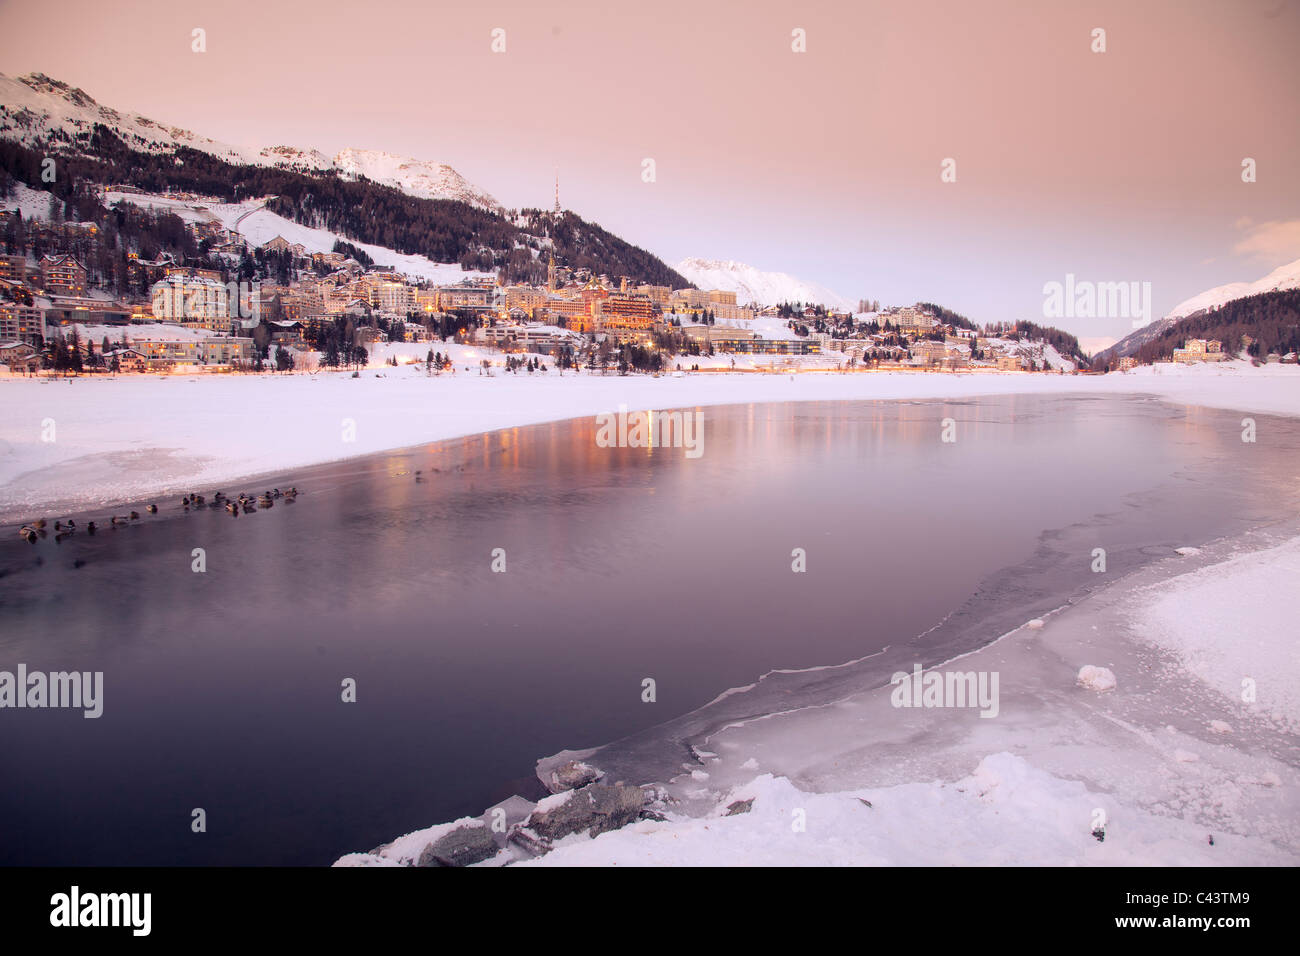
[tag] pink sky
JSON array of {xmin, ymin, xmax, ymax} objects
[{"xmin": 2, "ymin": 0, "xmax": 1298, "ymax": 341}]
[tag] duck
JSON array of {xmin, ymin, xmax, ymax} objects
[
  {"xmin": 146, "ymin": 504, "xmax": 157, "ymax": 514},
  {"xmin": 86, "ymin": 521, "xmax": 97, "ymax": 534},
  {"xmin": 110, "ymin": 515, "xmax": 130, "ymax": 526},
  {"xmin": 129, "ymin": 511, "xmax": 140, "ymax": 520},
  {"xmin": 282, "ymin": 487, "xmax": 298, "ymax": 499},
  {"xmin": 20, "ymin": 526, "xmax": 38, "ymax": 543},
  {"xmin": 257, "ymin": 494, "xmax": 274, "ymax": 508}
]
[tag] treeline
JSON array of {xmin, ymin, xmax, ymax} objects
[
  {"xmin": 916, "ymin": 302, "xmax": 979, "ymax": 332},
  {"xmin": 989, "ymin": 319, "xmax": 1087, "ymax": 364},
  {"xmin": 774, "ymin": 302, "xmax": 826, "ymax": 318},
  {"xmin": 1121, "ymin": 289, "xmax": 1300, "ymax": 368},
  {"xmin": 303, "ymin": 316, "xmax": 368, "ymax": 369},
  {"xmin": 265, "ymin": 173, "xmax": 515, "ymax": 266},
  {"xmin": 515, "ymin": 210, "xmax": 691, "ymax": 289},
  {"xmin": 331, "ymin": 239, "xmax": 373, "ymax": 268}
]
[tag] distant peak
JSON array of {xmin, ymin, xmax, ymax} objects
[{"xmin": 676, "ymin": 257, "xmax": 852, "ymax": 310}]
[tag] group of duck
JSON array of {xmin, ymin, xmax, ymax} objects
[
  {"xmin": 182, "ymin": 487, "xmax": 299, "ymax": 516},
  {"xmin": 17, "ymin": 511, "xmax": 151, "ymax": 542},
  {"xmin": 16, "ymin": 516, "xmax": 108, "ymax": 543},
  {"xmin": 17, "ymin": 487, "xmax": 300, "ymax": 543}
]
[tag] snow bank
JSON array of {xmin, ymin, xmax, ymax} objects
[
  {"xmin": 335, "ymin": 815, "xmax": 487, "ymax": 868},
  {"xmin": 524, "ymin": 751, "xmax": 1287, "ymax": 866}
]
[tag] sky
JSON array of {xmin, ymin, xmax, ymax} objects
[{"xmin": 1, "ymin": 0, "xmax": 1298, "ymax": 347}]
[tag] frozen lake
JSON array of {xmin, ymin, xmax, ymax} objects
[{"xmin": 1, "ymin": 393, "xmax": 1297, "ymax": 864}]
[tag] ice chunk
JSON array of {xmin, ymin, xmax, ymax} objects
[{"xmin": 1076, "ymin": 665, "xmax": 1117, "ymax": 692}]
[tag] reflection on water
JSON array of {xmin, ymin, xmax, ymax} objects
[{"xmin": 0, "ymin": 394, "xmax": 1296, "ymax": 865}]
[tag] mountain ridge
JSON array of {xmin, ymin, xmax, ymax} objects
[
  {"xmin": 0, "ymin": 72, "xmax": 501, "ymax": 212},
  {"xmin": 1099, "ymin": 256, "xmax": 1300, "ymax": 361},
  {"xmin": 1165, "ymin": 257, "xmax": 1300, "ymax": 321}
]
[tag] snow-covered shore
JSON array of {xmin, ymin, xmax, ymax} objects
[
  {"xmin": 340, "ymin": 522, "xmax": 1300, "ymax": 867},
  {"xmin": 2, "ymin": 359, "xmax": 1297, "ymax": 522},
  {"xmin": 522, "ymin": 525, "xmax": 1300, "ymax": 866}
]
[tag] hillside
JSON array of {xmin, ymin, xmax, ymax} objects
[
  {"xmin": 1113, "ymin": 289, "xmax": 1300, "ymax": 367},
  {"xmin": 0, "ymin": 72, "xmax": 689, "ymax": 287},
  {"xmin": 1099, "ymin": 256, "xmax": 1300, "ymax": 363}
]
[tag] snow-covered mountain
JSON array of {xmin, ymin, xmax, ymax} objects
[
  {"xmin": 255, "ymin": 144, "xmax": 334, "ymax": 172},
  {"xmin": 1165, "ymin": 256, "xmax": 1300, "ymax": 320},
  {"xmin": 676, "ymin": 257, "xmax": 854, "ymax": 310},
  {"xmin": 333, "ymin": 148, "xmax": 499, "ymax": 211},
  {"xmin": 0, "ymin": 72, "xmax": 500, "ymax": 211},
  {"xmin": 0, "ymin": 72, "xmax": 263, "ymax": 166},
  {"xmin": 1101, "ymin": 255, "xmax": 1300, "ymax": 360}
]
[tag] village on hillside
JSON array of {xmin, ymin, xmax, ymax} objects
[
  {"xmin": 3, "ymin": 185, "xmax": 1295, "ymax": 380},
  {"xmin": 0, "ymin": 187, "xmax": 1144, "ymax": 378}
]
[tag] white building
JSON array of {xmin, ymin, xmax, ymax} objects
[{"xmin": 150, "ymin": 276, "xmax": 233, "ymax": 333}]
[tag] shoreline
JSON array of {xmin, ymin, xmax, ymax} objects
[
  {"xmin": 3, "ymin": 360, "xmax": 1298, "ymax": 523},
  {"xmin": 342, "ymin": 515, "xmax": 1300, "ymax": 867}
]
